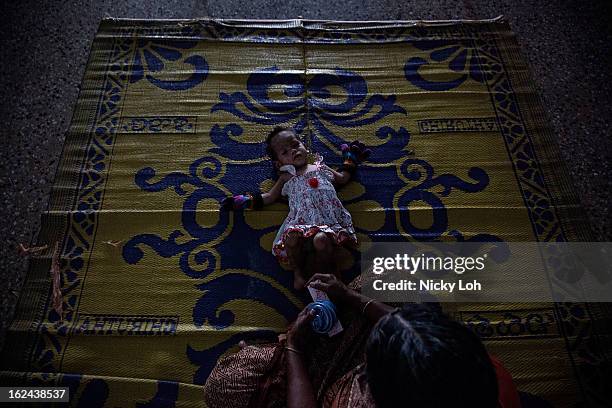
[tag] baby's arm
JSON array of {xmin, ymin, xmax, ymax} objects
[
  {"xmin": 220, "ymin": 172, "xmax": 292, "ymax": 210},
  {"xmin": 322, "ymin": 165, "xmax": 351, "ymax": 186},
  {"xmin": 322, "ymin": 140, "xmax": 371, "ymax": 186},
  {"xmin": 261, "ymin": 172, "xmax": 292, "ymax": 204}
]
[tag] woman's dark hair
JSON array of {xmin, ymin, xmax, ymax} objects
[
  {"xmin": 265, "ymin": 126, "xmax": 293, "ymax": 160},
  {"xmin": 366, "ymin": 304, "xmax": 498, "ymax": 408}
]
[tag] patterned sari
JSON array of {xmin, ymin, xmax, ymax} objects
[
  {"xmin": 204, "ymin": 279, "xmax": 375, "ymax": 408},
  {"xmin": 203, "ymin": 277, "xmax": 521, "ymax": 408}
]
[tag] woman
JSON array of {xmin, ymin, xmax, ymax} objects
[{"xmin": 204, "ymin": 274, "xmax": 520, "ymax": 407}]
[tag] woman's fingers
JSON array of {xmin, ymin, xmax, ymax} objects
[
  {"xmin": 305, "ymin": 308, "xmax": 316, "ymax": 320},
  {"xmin": 294, "ymin": 307, "xmax": 316, "ymax": 330},
  {"xmin": 298, "ymin": 306, "xmax": 316, "ymax": 318},
  {"xmin": 308, "ymin": 281, "xmax": 330, "ymax": 292},
  {"xmin": 298, "ymin": 309, "xmax": 310, "ymax": 321},
  {"xmin": 306, "ymin": 273, "xmax": 335, "ymax": 285}
]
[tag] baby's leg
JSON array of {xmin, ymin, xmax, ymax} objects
[
  {"xmin": 312, "ymin": 232, "xmax": 337, "ymax": 277},
  {"xmin": 285, "ymin": 231, "xmax": 307, "ymax": 290}
]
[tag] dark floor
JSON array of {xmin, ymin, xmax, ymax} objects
[{"xmin": 1, "ymin": 1, "xmax": 611, "ymax": 349}]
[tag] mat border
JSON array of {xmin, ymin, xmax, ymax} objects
[{"xmin": 1, "ymin": 18, "xmax": 604, "ymax": 406}]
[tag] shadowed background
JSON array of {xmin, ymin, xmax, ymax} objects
[{"xmin": 1, "ymin": 0, "xmax": 610, "ymax": 356}]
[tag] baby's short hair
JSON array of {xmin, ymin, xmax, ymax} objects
[{"xmin": 265, "ymin": 126, "xmax": 294, "ymax": 160}]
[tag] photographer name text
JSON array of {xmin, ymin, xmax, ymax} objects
[{"xmin": 372, "ymin": 279, "xmax": 482, "ymax": 292}]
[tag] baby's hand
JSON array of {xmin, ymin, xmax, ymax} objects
[
  {"xmin": 340, "ymin": 140, "xmax": 371, "ymax": 165},
  {"xmin": 338, "ymin": 140, "xmax": 371, "ymax": 176},
  {"xmin": 220, "ymin": 194, "xmax": 251, "ymax": 211},
  {"xmin": 279, "ymin": 172, "xmax": 293, "ymax": 183}
]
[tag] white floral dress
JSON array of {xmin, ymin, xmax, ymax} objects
[{"xmin": 272, "ymin": 161, "xmax": 357, "ymax": 265}]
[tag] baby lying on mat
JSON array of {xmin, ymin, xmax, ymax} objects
[{"xmin": 221, "ymin": 126, "xmax": 370, "ymax": 290}]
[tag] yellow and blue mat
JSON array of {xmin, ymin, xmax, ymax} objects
[{"xmin": 1, "ymin": 17, "xmax": 610, "ymax": 407}]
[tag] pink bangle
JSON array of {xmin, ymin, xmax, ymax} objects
[
  {"xmin": 361, "ymin": 299, "xmax": 375, "ymax": 315},
  {"xmin": 285, "ymin": 346, "xmax": 303, "ymax": 355}
]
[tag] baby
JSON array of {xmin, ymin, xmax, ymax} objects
[{"xmin": 222, "ymin": 126, "xmax": 370, "ymax": 290}]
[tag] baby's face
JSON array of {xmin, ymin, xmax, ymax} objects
[{"xmin": 271, "ymin": 130, "xmax": 308, "ymax": 168}]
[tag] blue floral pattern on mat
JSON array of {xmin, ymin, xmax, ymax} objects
[
  {"xmin": 130, "ymin": 26, "xmax": 209, "ymax": 91},
  {"xmin": 24, "ymin": 22, "xmax": 600, "ymax": 402}
]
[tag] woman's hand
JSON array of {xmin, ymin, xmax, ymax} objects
[
  {"xmin": 306, "ymin": 273, "xmax": 356, "ymax": 305},
  {"xmin": 308, "ymin": 274, "xmax": 395, "ymax": 325},
  {"xmin": 286, "ymin": 307, "xmax": 316, "ymax": 351}
]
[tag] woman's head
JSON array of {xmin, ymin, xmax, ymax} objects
[
  {"xmin": 366, "ymin": 304, "xmax": 498, "ymax": 408},
  {"xmin": 265, "ymin": 126, "xmax": 308, "ymax": 169}
]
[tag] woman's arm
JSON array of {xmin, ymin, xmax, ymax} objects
[
  {"xmin": 341, "ymin": 288, "xmax": 394, "ymax": 324},
  {"xmin": 286, "ymin": 350, "xmax": 317, "ymax": 408},
  {"xmin": 285, "ymin": 309, "xmax": 318, "ymax": 408}
]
